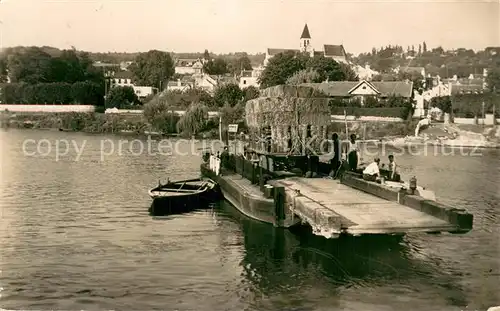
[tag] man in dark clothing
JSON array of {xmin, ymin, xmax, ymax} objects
[
  {"xmin": 330, "ymin": 133, "xmax": 341, "ymax": 174},
  {"xmin": 220, "ymin": 146, "xmax": 230, "ymax": 170}
]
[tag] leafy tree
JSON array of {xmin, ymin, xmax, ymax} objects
[
  {"xmin": 0, "ymin": 58, "xmax": 7, "ymax": 83},
  {"xmin": 176, "ymin": 102, "xmax": 209, "ymax": 135},
  {"xmin": 49, "ymin": 49, "xmax": 86, "ymax": 83},
  {"xmin": 243, "ymin": 86, "xmax": 260, "ymax": 101},
  {"xmin": 259, "ymin": 52, "xmax": 348, "ymax": 88},
  {"xmin": 338, "ymin": 63, "xmax": 358, "ymax": 81},
  {"xmin": 129, "ymin": 50, "xmax": 175, "ymax": 90},
  {"xmin": 430, "ymin": 96, "xmax": 452, "ymax": 114},
  {"xmin": 228, "ymin": 55, "xmax": 252, "ymax": 75},
  {"xmin": 143, "ymin": 97, "xmax": 179, "ymax": 133},
  {"xmin": 423, "ymin": 41, "xmax": 427, "ymax": 53},
  {"xmin": 286, "ymin": 68, "xmax": 321, "ymax": 84},
  {"xmin": 105, "ymin": 86, "xmax": 140, "ymax": 108},
  {"xmin": 165, "ymin": 88, "xmax": 215, "ymax": 108},
  {"xmin": 219, "ymin": 103, "xmax": 244, "ymax": 125},
  {"xmin": 203, "ymin": 58, "xmax": 228, "ymax": 75},
  {"xmin": 258, "ymin": 51, "xmax": 307, "ymax": 88},
  {"xmin": 7, "ymin": 47, "xmax": 53, "ymax": 83},
  {"xmin": 203, "ymin": 49, "xmax": 210, "ymax": 60},
  {"xmin": 213, "ymin": 83, "xmax": 244, "ymax": 107},
  {"xmin": 306, "ymin": 55, "xmax": 345, "ymax": 82},
  {"xmin": 71, "ymin": 81, "xmax": 105, "ymax": 106},
  {"xmin": 486, "ymin": 68, "xmax": 500, "ymax": 92}
]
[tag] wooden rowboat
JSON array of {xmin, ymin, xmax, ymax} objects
[{"xmin": 148, "ymin": 177, "xmax": 220, "ymax": 216}]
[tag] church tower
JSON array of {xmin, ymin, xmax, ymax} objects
[{"xmin": 300, "ymin": 23, "xmax": 313, "ymax": 56}]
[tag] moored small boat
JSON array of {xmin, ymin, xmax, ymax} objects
[{"xmin": 149, "ymin": 177, "xmax": 220, "ymax": 216}]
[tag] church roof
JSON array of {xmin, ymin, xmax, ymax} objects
[
  {"xmin": 300, "ymin": 24, "xmax": 311, "ymax": 39},
  {"xmin": 324, "ymin": 45, "xmax": 346, "ymax": 57}
]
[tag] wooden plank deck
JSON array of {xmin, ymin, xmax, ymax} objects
[{"xmin": 271, "ymin": 177, "xmax": 457, "ymax": 236}]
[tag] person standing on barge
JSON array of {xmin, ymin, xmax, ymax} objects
[
  {"xmin": 347, "ymin": 134, "xmax": 359, "ymax": 171},
  {"xmin": 330, "ymin": 133, "xmax": 341, "ymax": 174}
]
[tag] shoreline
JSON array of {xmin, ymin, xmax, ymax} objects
[
  {"xmin": 5, "ymin": 126, "xmax": 499, "ymax": 149},
  {"xmin": 2, "ymin": 111, "xmax": 499, "ymax": 149}
]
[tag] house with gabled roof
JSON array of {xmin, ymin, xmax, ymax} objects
[
  {"xmin": 301, "ymin": 80, "xmax": 413, "ymax": 104},
  {"xmin": 263, "ymin": 23, "xmax": 348, "ymax": 66}
]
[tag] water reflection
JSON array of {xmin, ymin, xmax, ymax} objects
[{"xmin": 218, "ymin": 201, "xmax": 470, "ymax": 310}]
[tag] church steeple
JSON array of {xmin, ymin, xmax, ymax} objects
[
  {"xmin": 300, "ymin": 23, "xmax": 313, "ymax": 55},
  {"xmin": 300, "ymin": 24, "xmax": 311, "ymax": 39}
]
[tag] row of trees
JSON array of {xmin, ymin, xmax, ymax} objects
[
  {"xmin": 430, "ymin": 93, "xmax": 500, "ymax": 117},
  {"xmin": 160, "ymin": 84, "xmax": 259, "ymax": 109},
  {"xmin": 328, "ymin": 95, "xmax": 415, "ymax": 120},
  {"xmin": 1, "ymin": 47, "xmax": 104, "ymax": 85},
  {"xmin": 353, "ymin": 44, "xmax": 500, "ymax": 77},
  {"xmin": 201, "ymin": 49, "xmax": 253, "ymax": 76},
  {"xmin": 0, "ymin": 81, "xmax": 104, "ymax": 105},
  {"xmin": 0, "ymin": 47, "xmax": 107, "ymax": 105}
]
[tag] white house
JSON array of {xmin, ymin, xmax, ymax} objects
[
  {"xmin": 175, "ymin": 59, "xmax": 205, "ymax": 75},
  {"xmin": 110, "ymin": 71, "xmax": 134, "ymax": 87},
  {"xmin": 239, "ymin": 66, "xmax": 264, "ymax": 89},
  {"xmin": 133, "ymin": 86, "xmax": 157, "ymax": 98},
  {"xmin": 353, "ymin": 64, "xmax": 378, "ymax": 81},
  {"xmin": 264, "ymin": 24, "xmax": 348, "ymax": 67},
  {"xmin": 109, "ymin": 71, "xmax": 156, "ymax": 98}
]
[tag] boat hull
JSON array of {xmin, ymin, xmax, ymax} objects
[
  {"xmin": 149, "ymin": 178, "xmax": 221, "ymax": 216},
  {"xmin": 200, "ymin": 163, "xmax": 300, "ymax": 228}
]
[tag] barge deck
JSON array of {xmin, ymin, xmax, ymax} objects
[{"xmin": 269, "ymin": 177, "xmax": 462, "ymax": 238}]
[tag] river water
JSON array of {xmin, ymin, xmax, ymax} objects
[{"xmin": 0, "ymin": 129, "xmax": 498, "ymax": 311}]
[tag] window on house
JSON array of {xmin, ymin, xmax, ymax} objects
[
  {"xmin": 243, "ymin": 80, "xmax": 247, "ymax": 85},
  {"xmin": 362, "ymin": 86, "xmax": 367, "ymax": 89},
  {"xmin": 119, "ymin": 79, "xmax": 122, "ymax": 84}
]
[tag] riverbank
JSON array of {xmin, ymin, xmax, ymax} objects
[
  {"xmin": 2, "ymin": 111, "xmax": 499, "ymax": 148},
  {"xmin": 379, "ymin": 123, "xmax": 500, "ymax": 148},
  {"xmin": 0, "ymin": 111, "xmax": 220, "ymax": 139}
]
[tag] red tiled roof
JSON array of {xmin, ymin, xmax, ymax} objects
[
  {"xmin": 300, "ymin": 24, "xmax": 311, "ymax": 39},
  {"xmin": 323, "ymin": 45, "xmax": 346, "ymax": 57}
]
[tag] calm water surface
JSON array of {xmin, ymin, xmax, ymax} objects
[{"xmin": 0, "ymin": 129, "xmax": 499, "ymax": 311}]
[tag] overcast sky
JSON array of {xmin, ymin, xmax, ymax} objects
[{"xmin": 0, "ymin": 0, "xmax": 498, "ymax": 55}]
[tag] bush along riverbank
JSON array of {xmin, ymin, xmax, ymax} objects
[
  {"xmin": 3, "ymin": 109, "xmax": 498, "ymax": 148},
  {"xmin": 0, "ymin": 110, "xmax": 224, "ymax": 139},
  {"xmin": 1, "ymin": 109, "xmax": 417, "ymax": 139}
]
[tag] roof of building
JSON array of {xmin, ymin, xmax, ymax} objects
[
  {"xmin": 209, "ymin": 75, "xmax": 238, "ymax": 85},
  {"xmin": 323, "ymin": 45, "xmax": 346, "ymax": 57},
  {"xmin": 93, "ymin": 62, "xmax": 120, "ymax": 68},
  {"xmin": 113, "ymin": 71, "xmax": 134, "ymax": 79},
  {"xmin": 451, "ymin": 84, "xmax": 484, "ymax": 95},
  {"xmin": 301, "ymin": 80, "xmax": 413, "ymax": 98},
  {"xmin": 241, "ymin": 70, "xmax": 253, "ymax": 78},
  {"xmin": 267, "ymin": 48, "xmax": 300, "ymax": 56},
  {"xmin": 300, "ymin": 24, "xmax": 311, "ymax": 39},
  {"xmin": 175, "ymin": 58, "xmax": 201, "ymax": 67}
]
